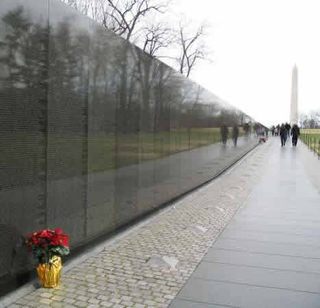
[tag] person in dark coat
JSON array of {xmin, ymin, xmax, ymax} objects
[
  {"xmin": 291, "ymin": 124, "xmax": 300, "ymax": 146},
  {"xmin": 280, "ymin": 123, "xmax": 287, "ymax": 146},
  {"xmin": 285, "ymin": 123, "xmax": 291, "ymax": 139},
  {"xmin": 220, "ymin": 124, "xmax": 229, "ymax": 145},
  {"xmin": 232, "ymin": 125, "xmax": 239, "ymax": 146}
]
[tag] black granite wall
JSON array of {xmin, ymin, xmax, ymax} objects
[{"xmin": 0, "ymin": 0, "xmax": 258, "ymax": 292}]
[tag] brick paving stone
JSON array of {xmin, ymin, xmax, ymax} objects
[
  {"xmin": 110, "ymin": 298, "xmax": 122, "ymax": 304},
  {"xmin": 64, "ymin": 294, "xmax": 77, "ymax": 300},
  {"xmin": 51, "ymin": 295, "xmax": 64, "ymax": 301},
  {"xmin": 121, "ymin": 301, "xmax": 134, "ymax": 306},
  {"xmin": 74, "ymin": 301, "xmax": 87, "ymax": 307},
  {"xmin": 133, "ymin": 305, "xmax": 145, "ymax": 308},
  {"xmin": 88, "ymin": 298, "xmax": 100, "ymax": 304},
  {"xmin": 100, "ymin": 301, "xmax": 113, "ymax": 307},
  {"xmin": 63, "ymin": 298, "xmax": 76, "ymax": 304},
  {"xmin": 51, "ymin": 302, "xmax": 64, "ymax": 308},
  {"xmin": 77, "ymin": 295, "xmax": 89, "ymax": 302},
  {"xmin": 39, "ymin": 298, "xmax": 52, "ymax": 305},
  {"xmin": 39, "ymin": 293, "xmax": 52, "ymax": 298}
]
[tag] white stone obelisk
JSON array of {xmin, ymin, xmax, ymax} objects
[{"xmin": 290, "ymin": 64, "xmax": 298, "ymax": 125}]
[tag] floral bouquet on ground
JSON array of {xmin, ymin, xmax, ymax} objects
[
  {"xmin": 26, "ymin": 228, "xmax": 70, "ymax": 264},
  {"xmin": 26, "ymin": 228, "xmax": 70, "ymax": 288}
]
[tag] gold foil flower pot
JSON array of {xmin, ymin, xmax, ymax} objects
[{"xmin": 36, "ymin": 255, "xmax": 62, "ymax": 288}]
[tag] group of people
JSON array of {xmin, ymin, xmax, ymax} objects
[
  {"xmin": 220, "ymin": 124, "xmax": 239, "ymax": 146},
  {"xmin": 271, "ymin": 123, "xmax": 300, "ymax": 147},
  {"xmin": 221, "ymin": 122, "xmax": 300, "ymax": 148}
]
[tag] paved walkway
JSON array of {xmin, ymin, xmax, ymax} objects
[
  {"xmin": 3, "ymin": 137, "xmax": 320, "ymax": 308},
  {"xmin": 170, "ymin": 137, "xmax": 320, "ymax": 308}
]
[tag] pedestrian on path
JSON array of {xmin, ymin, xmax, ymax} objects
[
  {"xmin": 280, "ymin": 123, "xmax": 287, "ymax": 146},
  {"xmin": 285, "ymin": 122, "xmax": 291, "ymax": 139},
  {"xmin": 232, "ymin": 125, "xmax": 239, "ymax": 146},
  {"xmin": 291, "ymin": 124, "xmax": 300, "ymax": 146}
]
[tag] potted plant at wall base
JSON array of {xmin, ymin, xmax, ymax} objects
[{"xmin": 26, "ymin": 229, "xmax": 69, "ymax": 288}]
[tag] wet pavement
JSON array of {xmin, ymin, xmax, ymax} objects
[{"xmin": 170, "ymin": 137, "xmax": 320, "ymax": 308}]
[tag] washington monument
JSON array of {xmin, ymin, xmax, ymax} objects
[{"xmin": 290, "ymin": 64, "xmax": 298, "ymax": 125}]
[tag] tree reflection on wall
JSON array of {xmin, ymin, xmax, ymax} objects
[{"xmin": 0, "ymin": 2, "xmax": 257, "ymax": 293}]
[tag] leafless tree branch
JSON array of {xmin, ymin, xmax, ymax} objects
[
  {"xmin": 102, "ymin": 0, "xmax": 170, "ymax": 41},
  {"xmin": 142, "ymin": 22, "xmax": 173, "ymax": 57},
  {"xmin": 177, "ymin": 21, "xmax": 208, "ymax": 77}
]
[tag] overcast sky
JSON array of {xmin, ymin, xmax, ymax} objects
[{"xmin": 167, "ymin": 0, "xmax": 320, "ymax": 126}]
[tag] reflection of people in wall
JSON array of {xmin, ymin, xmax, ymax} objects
[
  {"xmin": 243, "ymin": 123, "xmax": 250, "ymax": 136},
  {"xmin": 232, "ymin": 125, "xmax": 239, "ymax": 146},
  {"xmin": 220, "ymin": 124, "xmax": 229, "ymax": 145}
]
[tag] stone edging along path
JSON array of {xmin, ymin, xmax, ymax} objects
[{"xmin": 3, "ymin": 140, "xmax": 273, "ymax": 308}]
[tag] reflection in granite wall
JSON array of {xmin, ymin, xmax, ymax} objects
[{"xmin": 0, "ymin": 0, "xmax": 258, "ymax": 292}]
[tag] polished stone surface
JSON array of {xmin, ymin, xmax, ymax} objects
[{"xmin": 0, "ymin": 0, "xmax": 257, "ymax": 291}]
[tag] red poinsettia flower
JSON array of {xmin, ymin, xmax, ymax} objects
[
  {"xmin": 54, "ymin": 228, "xmax": 63, "ymax": 235},
  {"xmin": 38, "ymin": 230, "xmax": 50, "ymax": 238},
  {"xmin": 60, "ymin": 235, "xmax": 69, "ymax": 248},
  {"xmin": 26, "ymin": 228, "xmax": 70, "ymax": 262}
]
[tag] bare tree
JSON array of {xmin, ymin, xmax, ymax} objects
[
  {"xmin": 299, "ymin": 110, "xmax": 320, "ymax": 128},
  {"xmin": 61, "ymin": 0, "xmax": 210, "ymax": 75},
  {"xmin": 177, "ymin": 21, "xmax": 207, "ymax": 78},
  {"xmin": 61, "ymin": 0, "xmax": 91, "ymax": 15},
  {"xmin": 101, "ymin": 0, "xmax": 169, "ymax": 42},
  {"xmin": 60, "ymin": 0, "xmax": 105, "ymax": 21},
  {"xmin": 142, "ymin": 22, "xmax": 173, "ymax": 57}
]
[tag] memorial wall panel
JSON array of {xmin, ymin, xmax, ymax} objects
[
  {"xmin": 0, "ymin": 0, "xmax": 259, "ymax": 295},
  {"xmin": 114, "ymin": 42, "xmax": 140, "ymax": 227},
  {"xmin": 0, "ymin": 0, "xmax": 48, "ymax": 280},
  {"xmin": 87, "ymin": 23, "xmax": 116, "ymax": 238},
  {"xmin": 46, "ymin": 0, "xmax": 88, "ymax": 246},
  {"xmin": 136, "ymin": 53, "xmax": 156, "ymax": 216}
]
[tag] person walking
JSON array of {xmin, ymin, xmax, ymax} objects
[
  {"xmin": 280, "ymin": 123, "xmax": 287, "ymax": 146},
  {"xmin": 285, "ymin": 123, "xmax": 291, "ymax": 139},
  {"xmin": 291, "ymin": 124, "xmax": 300, "ymax": 146},
  {"xmin": 243, "ymin": 123, "xmax": 250, "ymax": 136},
  {"xmin": 220, "ymin": 124, "xmax": 229, "ymax": 145},
  {"xmin": 232, "ymin": 124, "xmax": 239, "ymax": 146}
]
